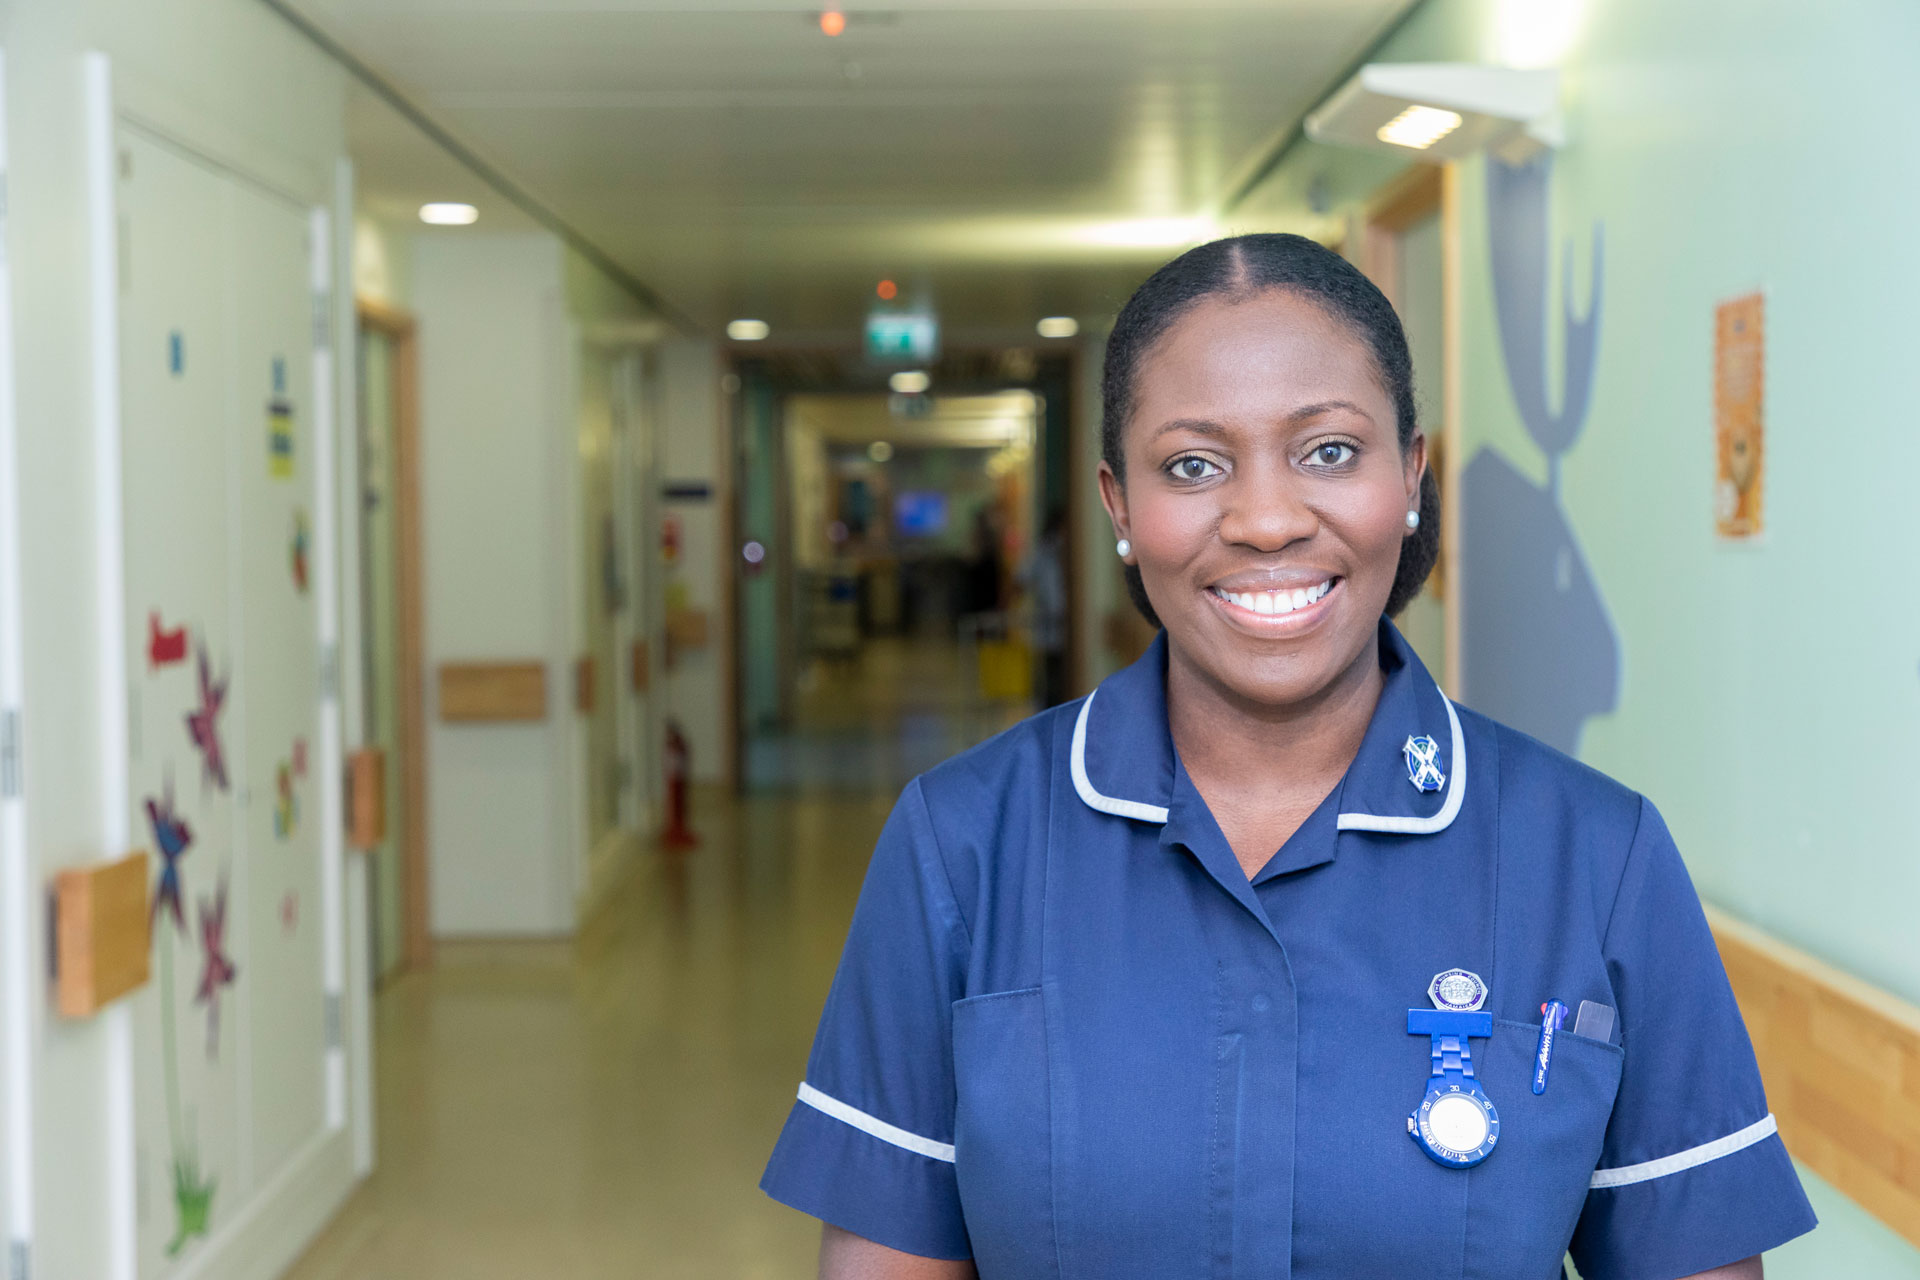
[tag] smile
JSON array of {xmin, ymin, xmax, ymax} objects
[{"xmin": 1208, "ymin": 579, "xmax": 1336, "ymax": 618}]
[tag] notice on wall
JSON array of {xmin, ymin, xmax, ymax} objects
[{"xmin": 1714, "ymin": 292, "xmax": 1765, "ymax": 539}]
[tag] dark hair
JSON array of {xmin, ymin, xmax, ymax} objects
[{"xmin": 1101, "ymin": 232, "xmax": 1440, "ymax": 626}]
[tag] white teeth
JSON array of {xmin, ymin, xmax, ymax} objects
[{"xmin": 1216, "ymin": 581, "xmax": 1334, "ymax": 617}]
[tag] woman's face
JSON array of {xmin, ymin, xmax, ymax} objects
[{"xmin": 1099, "ymin": 288, "xmax": 1424, "ymax": 711}]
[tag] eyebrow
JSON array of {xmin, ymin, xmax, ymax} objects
[{"xmin": 1148, "ymin": 399, "xmax": 1376, "ymax": 441}]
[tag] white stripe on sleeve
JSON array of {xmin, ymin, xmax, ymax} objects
[
  {"xmin": 1588, "ymin": 1114, "xmax": 1778, "ymax": 1189},
  {"xmin": 796, "ymin": 1082, "xmax": 957, "ymax": 1164}
]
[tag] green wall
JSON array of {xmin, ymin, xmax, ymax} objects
[{"xmin": 1238, "ymin": 0, "xmax": 1920, "ymax": 1272}]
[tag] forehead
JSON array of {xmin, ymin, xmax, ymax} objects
[{"xmin": 1130, "ymin": 288, "xmax": 1391, "ymax": 433}]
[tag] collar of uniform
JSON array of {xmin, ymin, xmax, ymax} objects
[{"xmin": 1069, "ymin": 621, "xmax": 1466, "ymax": 837}]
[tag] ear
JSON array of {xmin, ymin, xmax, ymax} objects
[{"xmin": 1097, "ymin": 460, "xmax": 1132, "ymax": 558}]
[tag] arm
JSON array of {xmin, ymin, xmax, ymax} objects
[
  {"xmin": 820, "ymin": 1225, "xmax": 978, "ymax": 1280},
  {"xmin": 1681, "ymin": 1259, "xmax": 1761, "ymax": 1280}
]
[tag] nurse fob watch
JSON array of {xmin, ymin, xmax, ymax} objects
[{"xmin": 1407, "ymin": 968, "xmax": 1499, "ymax": 1168}]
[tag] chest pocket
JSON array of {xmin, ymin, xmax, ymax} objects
[
  {"xmin": 1463, "ymin": 1019, "xmax": 1623, "ymax": 1275},
  {"xmin": 952, "ymin": 987, "xmax": 1057, "ymax": 1278}
]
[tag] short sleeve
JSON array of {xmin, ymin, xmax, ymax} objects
[
  {"xmin": 1569, "ymin": 797, "xmax": 1817, "ymax": 1279},
  {"xmin": 759, "ymin": 778, "xmax": 973, "ymax": 1260}
]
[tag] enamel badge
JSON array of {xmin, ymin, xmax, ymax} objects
[
  {"xmin": 1428, "ymin": 968, "xmax": 1487, "ymax": 1013},
  {"xmin": 1403, "ymin": 734, "xmax": 1445, "ymax": 793}
]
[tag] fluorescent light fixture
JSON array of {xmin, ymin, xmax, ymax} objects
[
  {"xmin": 1036, "ymin": 316, "xmax": 1080, "ymax": 339},
  {"xmin": 889, "ymin": 370, "xmax": 931, "ymax": 395},
  {"xmin": 1076, "ymin": 216, "xmax": 1216, "ymax": 250},
  {"xmin": 1376, "ymin": 105, "xmax": 1464, "ymax": 151},
  {"xmin": 1492, "ymin": 0, "xmax": 1587, "ymax": 68},
  {"xmin": 867, "ymin": 441, "xmax": 894, "ymax": 462},
  {"xmin": 726, "ymin": 319, "xmax": 771, "ymax": 341},
  {"xmin": 1306, "ymin": 64, "xmax": 1562, "ymax": 163},
  {"xmin": 419, "ymin": 202, "xmax": 478, "ymax": 225}
]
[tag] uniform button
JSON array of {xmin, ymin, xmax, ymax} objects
[{"xmin": 1251, "ymin": 993, "xmax": 1271, "ymax": 1013}]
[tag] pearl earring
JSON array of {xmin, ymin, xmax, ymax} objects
[
  {"xmin": 1405, "ymin": 510, "xmax": 1420, "ymax": 531},
  {"xmin": 1116, "ymin": 538, "xmax": 1132, "ymax": 558}
]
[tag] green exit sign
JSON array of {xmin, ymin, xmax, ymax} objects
[{"xmin": 866, "ymin": 312, "xmax": 938, "ymax": 362}]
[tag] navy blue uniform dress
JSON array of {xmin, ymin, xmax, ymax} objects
[{"xmin": 762, "ymin": 624, "xmax": 1817, "ymax": 1278}]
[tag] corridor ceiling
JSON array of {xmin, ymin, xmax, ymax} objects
[{"xmin": 291, "ymin": 0, "xmax": 1417, "ymax": 341}]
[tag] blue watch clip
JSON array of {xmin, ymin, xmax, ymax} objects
[{"xmin": 1406, "ymin": 1008, "xmax": 1500, "ymax": 1168}]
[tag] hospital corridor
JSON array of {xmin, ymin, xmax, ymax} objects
[{"xmin": 4, "ymin": 1, "xmax": 1920, "ymax": 1278}]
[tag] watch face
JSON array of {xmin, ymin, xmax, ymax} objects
[{"xmin": 1426, "ymin": 1093, "xmax": 1490, "ymax": 1154}]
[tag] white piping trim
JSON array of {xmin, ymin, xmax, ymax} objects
[
  {"xmin": 1336, "ymin": 694, "xmax": 1466, "ymax": 836},
  {"xmin": 1070, "ymin": 691, "xmax": 1171, "ymax": 824},
  {"xmin": 1587, "ymin": 1114, "xmax": 1778, "ymax": 1189},
  {"xmin": 796, "ymin": 1083, "xmax": 956, "ymax": 1164}
]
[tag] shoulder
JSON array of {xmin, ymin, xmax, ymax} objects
[
  {"xmin": 914, "ymin": 698, "xmax": 1077, "ymax": 819},
  {"xmin": 1460, "ymin": 704, "xmax": 1644, "ymax": 834},
  {"xmin": 1456, "ymin": 702, "xmax": 1657, "ymax": 910},
  {"xmin": 897, "ymin": 700, "xmax": 1077, "ymax": 943}
]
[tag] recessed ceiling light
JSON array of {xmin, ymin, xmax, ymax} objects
[
  {"xmin": 867, "ymin": 441, "xmax": 894, "ymax": 462},
  {"xmin": 1375, "ymin": 105, "xmax": 1465, "ymax": 151},
  {"xmin": 1036, "ymin": 316, "xmax": 1079, "ymax": 339},
  {"xmin": 727, "ymin": 319, "xmax": 771, "ymax": 341},
  {"xmin": 889, "ymin": 370, "xmax": 930, "ymax": 394},
  {"xmin": 419, "ymin": 202, "xmax": 479, "ymax": 226}
]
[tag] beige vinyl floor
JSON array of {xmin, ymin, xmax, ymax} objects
[{"xmin": 284, "ymin": 638, "xmax": 1028, "ymax": 1279}]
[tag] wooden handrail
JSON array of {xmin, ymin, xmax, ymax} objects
[{"xmin": 1709, "ymin": 905, "xmax": 1920, "ymax": 1247}]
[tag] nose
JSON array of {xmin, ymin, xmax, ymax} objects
[{"xmin": 1216, "ymin": 469, "xmax": 1318, "ymax": 553}]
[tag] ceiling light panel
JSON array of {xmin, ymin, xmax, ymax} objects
[
  {"xmin": 1376, "ymin": 105, "xmax": 1463, "ymax": 151},
  {"xmin": 419, "ymin": 202, "xmax": 478, "ymax": 225}
]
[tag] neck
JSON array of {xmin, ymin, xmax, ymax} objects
[{"xmin": 1165, "ymin": 628, "xmax": 1386, "ymax": 800}]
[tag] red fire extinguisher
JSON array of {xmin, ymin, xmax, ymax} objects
[{"xmin": 661, "ymin": 718, "xmax": 699, "ymax": 850}]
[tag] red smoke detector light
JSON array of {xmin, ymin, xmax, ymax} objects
[
  {"xmin": 876, "ymin": 279, "xmax": 898, "ymax": 301},
  {"xmin": 819, "ymin": 9, "xmax": 846, "ymax": 36}
]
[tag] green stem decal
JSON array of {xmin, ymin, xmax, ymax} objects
[{"xmin": 159, "ymin": 920, "xmax": 215, "ymax": 1257}]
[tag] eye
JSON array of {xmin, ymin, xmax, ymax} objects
[
  {"xmin": 1304, "ymin": 442, "xmax": 1357, "ymax": 468},
  {"xmin": 1167, "ymin": 455, "xmax": 1223, "ymax": 482}
]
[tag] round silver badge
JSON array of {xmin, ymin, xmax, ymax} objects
[{"xmin": 1427, "ymin": 968, "xmax": 1488, "ymax": 1012}]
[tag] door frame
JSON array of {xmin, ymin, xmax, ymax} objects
[
  {"xmin": 355, "ymin": 299, "xmax": 431, "ymax": 972},
  {"xmin": 1360, "ymin": 163, "xmax": 1462, "ymax": 696}
]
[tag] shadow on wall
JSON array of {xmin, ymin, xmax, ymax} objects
[{"xmin": 1462, "ymin": 155, "xmax": 1620, "ymax": 755}]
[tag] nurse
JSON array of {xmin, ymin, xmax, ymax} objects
[{"xmin": 761, "ymin": 233, "xmax": 1816, "ymax": 1279}]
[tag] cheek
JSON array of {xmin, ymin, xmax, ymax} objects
[
  {"xmin": 1331, "ymin": 480, "xmax": 1415, "ymax": 585},
  {"xmin": 1126, "ymin": 485, "xmax": 1214, "ymax": 554}
]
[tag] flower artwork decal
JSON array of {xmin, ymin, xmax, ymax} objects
[
  {"xmin": 194, "ymin": 875, "xmax": 238, "ymax": 1059},
  {"xmin": 184, "ymin": 646, "xmax": 230, "ymax": 791},
  {"xmin": 146, "ymin": 777, "xmax": 194, "ymax": 937}
]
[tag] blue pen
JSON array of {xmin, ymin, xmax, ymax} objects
[{"xmin": 1533, "ymin": 1000, "xmax": 1568, "ymax": 1095}]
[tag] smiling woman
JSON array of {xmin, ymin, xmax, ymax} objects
[{"xmin": 761, "ymin": 235, "xmax": 1814, "ymax": 1280}]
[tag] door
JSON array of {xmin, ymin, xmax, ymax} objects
[{"xmin": 116, "ymin": 124, "xmax": 329, "ymax": 1272}]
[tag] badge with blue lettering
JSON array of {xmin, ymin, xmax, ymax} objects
[
  {"xmin": 1407, "ymin": 968, "xmax": 1499, "ymax": 1168},
  {"xmin": 1403, "ymin": 734, "xmax": 1445, "ymax": 793}
]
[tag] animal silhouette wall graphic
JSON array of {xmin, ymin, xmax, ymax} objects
[{"xmin": 1462, "ymin": 155, "xmax": 1620, "ymax": 754}]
